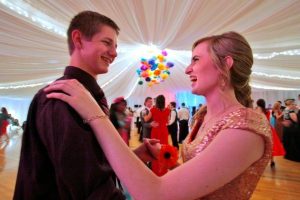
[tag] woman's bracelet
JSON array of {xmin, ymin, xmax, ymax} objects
[{"xmin": 83, "ymin": 114, "xmax": 108, "ymax": 124}]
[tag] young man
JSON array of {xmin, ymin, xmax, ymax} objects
[
  {"xmin": 167, "ymin": 102, "xmax": 179, "ymax": 149},
  {"xmin": 140, "ymin": 97, "xmax": 155, "ymax": 140},
  {"xmin": 178, "ymin": 102, "xmax": 190, "ymax": 143},
  {"xmin": 14, "ymin": 11, "xmax": 157, "ymax": 200}
]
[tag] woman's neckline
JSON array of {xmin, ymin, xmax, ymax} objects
[
  {"xmin": 189, "ymin": 105, "xmax": 245, "ymax": 143},
  {"xmin": 202, "ymin": 104, "xmax": 243, "ymax": 128}
]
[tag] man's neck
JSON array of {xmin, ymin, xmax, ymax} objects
[{"xmin": 69, "ymin": 54, "xmax": 98, "ymax": 79}]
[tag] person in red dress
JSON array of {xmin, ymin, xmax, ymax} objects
[
  {"xmin": 143, "ymin": 94, "xmax": 170, "ymax": 176},
  {"xmin": 0, "ymin": 107, "xmax": 10, "ymax": 141}
]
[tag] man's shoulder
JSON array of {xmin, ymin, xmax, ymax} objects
[
  {"xmin": 140, "ymin": 107, "xmax": 149, "ymax": 115},
  {"xmin": 179, "ymin": 107, "xmax": 188, "ymax": 111},
  {"xmin": 31, "ymin": 75, "xmax": 71, "ymax": 110}
]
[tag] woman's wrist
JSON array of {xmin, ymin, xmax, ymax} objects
[{"xmin": 83, "ymin": 113, "xmax": 108, "ymax": 124}]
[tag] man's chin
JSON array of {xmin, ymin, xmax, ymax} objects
[{"xmin": 98, "ymin": 66, "xmax": 109, "ymax": 74}]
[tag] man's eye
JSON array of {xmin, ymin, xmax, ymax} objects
[{"xmin": 102, "ymin": 41, "xmax": 111, "ymax": 46}]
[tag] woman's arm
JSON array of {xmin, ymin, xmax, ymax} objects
[
  {"xmin": 274, "ymin": 110, "xmax": 283, "ymax": 119},
  {"xmin": 44, "ymin": 80, "xmax": 265, "ymax": 200}
]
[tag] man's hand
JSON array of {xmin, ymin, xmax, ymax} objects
[
  {"xmin": 134, "ymin": 139, "xmax": 161, "ymax": 163},
  {"xmin": 150, "ymin": 121, "xmax": 159, "ymax": 128}
]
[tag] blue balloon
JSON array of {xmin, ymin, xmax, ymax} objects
[
  {"xmin": 148, "ymin": 59, "xmax": 156, "ymax": 66},
  {"xmin": 151, "ymin": 65, "xmax": 157, "ymax": 70}
]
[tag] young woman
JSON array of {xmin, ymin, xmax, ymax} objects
[
  {"xmin": 45, "ymin": 32, "xmax": 272, "ymax": 199},
  {"xmin": 143, "ymin": 94, "xmax": 171, "ymax": 176}
]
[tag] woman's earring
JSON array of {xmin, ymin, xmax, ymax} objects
[{"xmin": 220, "ymin": 79, "xmax": 226, "ymax": 91}]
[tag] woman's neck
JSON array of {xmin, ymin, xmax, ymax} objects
[{"xmin": 204, "ymin": 89, "xmax": 242, "ymax": 120}]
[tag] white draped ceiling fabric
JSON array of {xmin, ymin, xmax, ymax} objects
[{"xmin": 1, "ymin": 0, "xmax": 300, "ymax": 122}]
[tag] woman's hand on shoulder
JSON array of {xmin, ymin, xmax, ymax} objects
[{"xmin": 44, "ymin": 79, "xmax": 103, "ymax": 120}]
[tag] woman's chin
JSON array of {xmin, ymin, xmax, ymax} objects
[
  {"xmin": 191, "ymin": 88, "xmax": 200, "ymax": 95},
  {"xmin": 191, "ymin": 87, "xmax": 204, "ymax": 96}
]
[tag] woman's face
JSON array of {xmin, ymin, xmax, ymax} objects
[
  {"xmin": 185, "ymin": 42, "xmax": 220, "ymax": 96},
  {"xmin": 117, "ymin": 102, "xmax": 127, "ymax": 112}
]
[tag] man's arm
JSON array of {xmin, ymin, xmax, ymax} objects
[
  {"xmin": 36, "ymin": 98, "xmax": 123, "ymax": 200},
  {"xmin": 168, "ymin": 110, "xmax": 176, "ymax": 125}
]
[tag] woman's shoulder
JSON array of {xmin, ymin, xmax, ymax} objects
[
  {"xmin": 150, "ymin": 107, "xmax": 156, "ymax": 112},
  {"xmin": 221, "ymin": 107, "xmax": 271, "ymax": 138}
]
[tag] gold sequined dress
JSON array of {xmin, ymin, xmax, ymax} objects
[{"xmin": 182, "ymin": 107, "xmax": 272, "ymax": 200}]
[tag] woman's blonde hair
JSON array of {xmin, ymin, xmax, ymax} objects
[
  {"xmin": 191, "ymin": 105, "xmax": 207, "ymax": 128},
  {"xmin": 193, "ymin": 32, "xmax": 253, "ymax": 108},
  {"xmin": 272, "ymin": 101, "xmax": 281, "ymax": 112}
]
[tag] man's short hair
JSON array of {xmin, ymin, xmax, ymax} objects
[
  {"xmin": 144, "ymin": 97, "xmax": 152, "ymax": 104},
  {"xmin": 170, "ymin": 102, "xmax": 176, "ymax": 108},
  {"xmin": 181, "ymin": 103, "xmax": 185, "ymax": 107},
  {"xmin": 67, "ymin": 11, "xmax": 120, "ymax": 55}
]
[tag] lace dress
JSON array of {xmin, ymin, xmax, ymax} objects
[{"xmin": 182, "ymin": 107, "xmax": 272, "ymax": 199}]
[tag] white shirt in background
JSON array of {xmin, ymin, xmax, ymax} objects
[{"xmin": 178, "ymin": 107, "xmax": 190, "ymax": 121}]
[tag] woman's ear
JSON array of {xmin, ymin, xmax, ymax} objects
[
  {"xmin": 72, "ymin": 30, "xmax": 83, "ymax": 49},
  {"xmin": 225, "ymin": 56, "xmax": 234, "ymax": 70}
]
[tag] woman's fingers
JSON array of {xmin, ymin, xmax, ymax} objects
[
  {"xmin": 144, "ymin": 138, "xmax": 160, "ymax": 145},
  {"xmin": 46, "ymin": 92, "xmax": 71, "ymax": 104},
  {"xmin": 44, "ymin": 79, "xmax": 81, "ymax": 95}
]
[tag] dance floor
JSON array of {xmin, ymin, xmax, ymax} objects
[{"xmin": 1, "ymin": 129, "xmax": 300, "ymax": 200}]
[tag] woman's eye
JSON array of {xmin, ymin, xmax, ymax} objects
[{"xmin": 191, "ymin": 57, "xmax": 199, "ymax": 63}]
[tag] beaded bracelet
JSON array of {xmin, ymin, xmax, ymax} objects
[{"xmin": 83, "ymin": 114, "xmax": 108, "ymax": 124}]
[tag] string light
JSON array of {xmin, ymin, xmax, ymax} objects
[
  {"xmin": 100, "ymin": 60, "xmax": 135, "ymax": 88},
  {"xmin": 250, "ymin": 84, "xmax": 300, "ymax": 91},
  {"xmin": 0, "ymin": 81, "xmax": 52, "ymax": 89},
  {"xmin": 253, "ymin": 49, "xmax": 300, "ymax": 59},
  {"xmin": 252, "ymin": 72, "xmax": 300, "ymax": 80},
  {"xmin": 0, "ymin": 0, "xmax": 66, "ymax": 37},
  {"xmin": 125, "ymin": 79, "xmax": 139, "ymax": 99}
]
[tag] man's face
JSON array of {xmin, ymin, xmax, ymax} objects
[
  {"xmin": 145, "ymin": 99, "xmax": 153, "ymax": 108},
  {"xmin": 80, "ymin": 25, "xmax": 118, "ymax": 76}
]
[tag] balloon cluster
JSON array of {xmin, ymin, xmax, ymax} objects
[{"xmin": 136, "ymin": 50, "xmax": 175, "ymax": 87}]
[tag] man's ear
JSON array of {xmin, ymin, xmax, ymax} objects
[
  {"xmin": 72, "ymin": 30, "xmax": 83, "ymax": 49},
  {"xmin": 225, "ymin": 56, "xmax": 234, "ymax": 70}
]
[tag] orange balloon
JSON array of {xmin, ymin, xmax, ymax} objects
[{"xmin": 154, "ymin": 70, "xmax": 161, "ymax": 76}]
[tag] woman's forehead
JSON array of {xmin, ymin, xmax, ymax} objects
[{"xmin": 192, "ymin": 42, "xmax": 209, "ymax": 55}]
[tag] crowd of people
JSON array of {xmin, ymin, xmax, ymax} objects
[{"xmin": 1, "ymin": 10, "xmax": 298, "ymax": 200}]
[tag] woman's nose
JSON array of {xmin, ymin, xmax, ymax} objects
[{"xmin": 185, "ymin": 64, "xmax": 192, "ymax": 74}]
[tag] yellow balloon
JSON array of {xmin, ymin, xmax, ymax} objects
[
  {"xmin": 148, "ymin": 70, "xmax": 154, "ymax": 77},
  {"xmin": 157, "ymin": 54, "xmax": 164, "ymax": 60},
  {"xmin": 161, "ymin": 73, "xmax": 168, "ymax": 80},
  {"xmin": 158, "ymin": 63, "xmax": 165, "ymax": 70},
  {"xmin": 148, "ymin": 82, "xmax": 153, "ymax": 87}
]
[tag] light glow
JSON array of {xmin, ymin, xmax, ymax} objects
[{"xmin": 0, "ymin": 0, "xmax": 66, "ymax": 37}]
